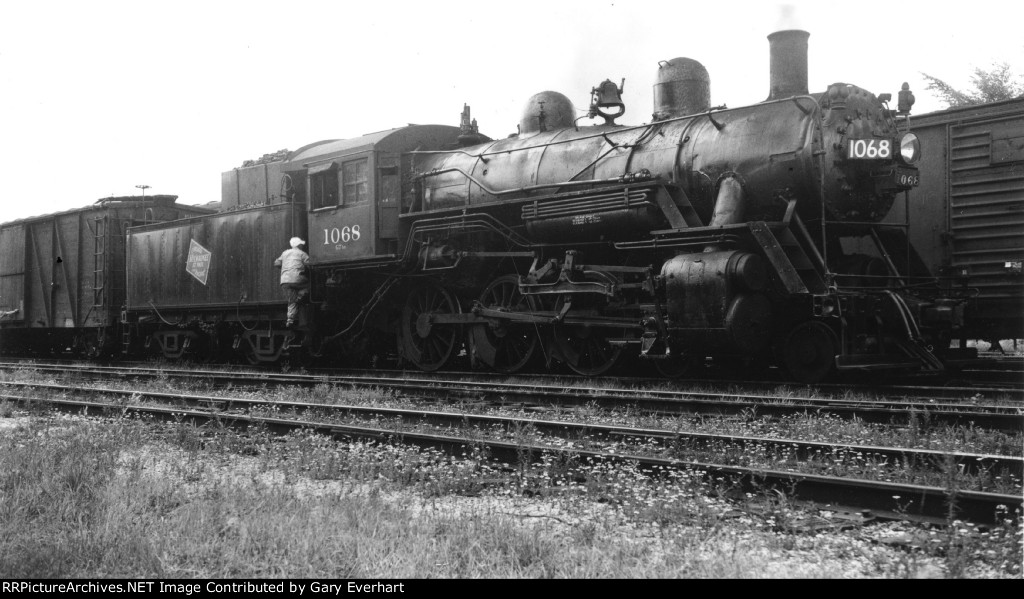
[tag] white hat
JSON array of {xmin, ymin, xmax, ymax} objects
[{"xmin": 290, "ymin": 237, "xmax": 306, "ymax": 248}]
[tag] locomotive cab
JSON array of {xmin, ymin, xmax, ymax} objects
[
  {"xmin": 282, "ymin": 126, "xmax": 468, "ymax": 266},
  {"xmin": 222, "ymin": 125, "xmax": 469, "ymax": 267},
  {"xmin": 305, "ymin": 152, "xmax": 376, "ymax": 262}
]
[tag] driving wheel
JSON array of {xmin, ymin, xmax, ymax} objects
[
  {"xmin": 400, "ymin": 282, "xmax": 461, "ymax": 371},
  {"xmin": 472, "ymin": 275, "xmax": 539, "ymax": 374}
]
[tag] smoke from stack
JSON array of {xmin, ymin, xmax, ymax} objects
[{"xmin": 773, "ymin": 3, "xmax": 802, "ymax": 31}]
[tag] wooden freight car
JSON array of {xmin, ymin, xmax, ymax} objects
[{"xmin": 0, "ymin": 195, "xmax": 214, "ymax": 356}]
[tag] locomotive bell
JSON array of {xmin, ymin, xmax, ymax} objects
[
  {"xmin": 519, "ymin": 91, "xmax": 576, "ymax": 137},
  {"xmin": 589, "ymin": 79, "xmax": 626, "ymax": 125},
  {"xmin": 652, "ymin": 57, "xmax": 710, "ymax": 121}
]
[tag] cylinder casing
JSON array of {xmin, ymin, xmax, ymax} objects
[{"xmin": 660, "ymin": 250, "xmax": 772, "ymax": 354}]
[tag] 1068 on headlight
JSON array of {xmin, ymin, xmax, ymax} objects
[
  {"xmin": 894, "ymin": 168, "xmax": 919, "ymax": 187},
  {"xmin": 898, "ymin": 132, "xmax": 921, "ymax": 164},
  {"xmin": 872, "ymin": 167, "xmax": 920, "ymax": 190}
]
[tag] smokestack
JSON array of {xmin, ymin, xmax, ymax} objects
[{"xmin": 767, "ymin": 29, "xmax": 809, "ymax": 101}]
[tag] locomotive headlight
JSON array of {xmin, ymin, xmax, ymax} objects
[{"xmin": 897, "ymin": 132, "xmax": 921, "ymax": 164}]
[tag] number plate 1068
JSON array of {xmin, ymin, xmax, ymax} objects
[{"xmin": 847, "ymin": 138, "xmax": 892, "ymax": 159}]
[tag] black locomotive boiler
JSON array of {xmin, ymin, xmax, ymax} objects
[{"xmin": 2, "ymin": 29, "xmax": 968, "ymax": 383}]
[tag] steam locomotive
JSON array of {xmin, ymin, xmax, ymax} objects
[{"xmin": 0, "ymin": 29, "xmax": 971, "ymax": 382}]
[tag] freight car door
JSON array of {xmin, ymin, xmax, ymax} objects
[
  {"xmin": 308, "ymin": 154, "xmax": 376, "ymax": 263},
  {"xmin": 0, "ymin": 224, "xmax": 26, "ymax": 322},
  {"xmin": 948, "ymin": 113, "xmax": 1024, "ymax": 331}
]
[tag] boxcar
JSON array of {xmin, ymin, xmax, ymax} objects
[
  {"xmin": 0, "ymin": 195, "xmax": 213, "ymax": 356},
  {"xmin": 882, "ymin": 98, "xmax": 1024, "ymax": 343}
]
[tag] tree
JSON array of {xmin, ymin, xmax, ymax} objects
[{"xmin": 921, "ymin": 62, "xmax": 1024, "ymax": 108}]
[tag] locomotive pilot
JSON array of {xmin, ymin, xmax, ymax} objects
[{"xmin": 273, "ymin": 237, "xmax": 310, "ymax": 328}]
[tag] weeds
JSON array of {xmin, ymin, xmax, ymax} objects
[
  {"xmin": 0, "ymin": 411, "xmax": 1019, "ymax": 578},
  {"xmin": 0, "ymin": 360, "xmax": 1020, "ymax": 578}
]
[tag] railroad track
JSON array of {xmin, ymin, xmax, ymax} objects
[
  {"xmin": 6, "ymin": 359, "xmax": 1024, "ymax": 404},
  {"xmin": 3, "ymin": 358, "xmax": 1021, "ymax": 398},
  {"xmin": 2, "ymin": 362, "xmax": 1021, "ymax": 431},
  {"xmin": 3, "ymin": 383, "xmax": 1020, "ymax": 526},
  {"xmin": 4, "ymin": 380, "xmax": 1020, "ymax": 479}
]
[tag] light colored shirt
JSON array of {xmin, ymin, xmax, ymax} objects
[{"xmin": 274, "ymin": 248, "xmax": 310, "ymax": 284}]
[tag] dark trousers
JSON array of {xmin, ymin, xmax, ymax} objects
[{"xmin": 281, "ymin": 283, "xmax": 309, "ymax": 323}]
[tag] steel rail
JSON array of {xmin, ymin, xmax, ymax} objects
[
  {"xmin": 3, "ymin": 364, "xmax": 1021, "ymax": 410},
  {"xmin": 2, "ymin": 383, "xmax": 1020, "ymax": 480},
  {"xmin": 2, "ymin": 368, "xmax": 1021, "ymax": 432},
  {"xmin": 3, "ymin": 359, "xmax": 1020, "ymax": 398},
  {"xmin": 2, "ymin": 360, "xmax": 1020, "ymax": 398},
  {"xmin": 11, "ymin": 394, "xmax": 1021, "ymax": 526}
]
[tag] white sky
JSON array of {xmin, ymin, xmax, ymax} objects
[{"xmin": 1, "ymin": 0, "xmax": 1021, "ymax": 223}]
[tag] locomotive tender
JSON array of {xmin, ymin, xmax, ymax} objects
[{"xmin": 1, "ymin": 29, "xmax": 968, "ymax": 382}]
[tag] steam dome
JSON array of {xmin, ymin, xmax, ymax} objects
[{"xmin": 519, "ymin": 91, "xmax": 576, "ymax": 136}]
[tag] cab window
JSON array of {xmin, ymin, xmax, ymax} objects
[
  {"xmin": 309, "ymin": 164, "xmax": 338, "ymax": 209},
  {"xmin": 342, "ymin": 159, "xmax": 368, "ymax": 205}
]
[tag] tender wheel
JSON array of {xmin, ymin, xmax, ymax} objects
[
  {"xmin": 400, "ymin": 283, "xmax": 461, "ymax": 372},
  {"xmin": 780, "ymin": 321, "xmax": 836, "ymax": 384},
  {"xmin": 471, "ymin": 275, "xmax": 539, "ymax": 374},
  {"xmin": 81, "ymin": 333, "xmax": 103, "ymax": 360},
  {"xmin": 242, "ymin": 335, "xmax": 275, "ymax": 365}
]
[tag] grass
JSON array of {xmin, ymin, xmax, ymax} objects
[
  {"xmin": 2, "ymin": 366, "xmax": 1021, "ymax": 495},
  {"xmin": 0, "ymin": 407, "xmax": 1021, "ymax": 579}
]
